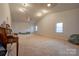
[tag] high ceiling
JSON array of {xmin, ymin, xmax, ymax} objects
[{"xmin": 9, "ymin": 3, "xmax": 79, "ymax": 23}]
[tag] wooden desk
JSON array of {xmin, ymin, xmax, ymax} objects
[
  {"xmin": 0, "ymin": 27, "xmax": 19, "ymax": 56},
  {"xmin": 7, "ymin": 35, "xmax": 19, "ymax": 56}
]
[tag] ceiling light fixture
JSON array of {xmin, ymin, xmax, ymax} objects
[
  {"xmin": 47, "ymin": 3, "xmax": 51, "ymax": 7},
  {"xmin": 36, "ymin": 12, "xmax": 42, "ymax": 17},
  {"xmin": 19, "ymin": 8, "xmax": 26, "ymax": 12},
  {"xmin": 42, "ymin": 10, "xmax": 48, "ymax": 14}
]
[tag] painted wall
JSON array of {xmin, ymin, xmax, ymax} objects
[
  {"xmin": 0, "ymin": 4, "xmax": 11, "ymax": 26},
  {"xmin": 12, "ymin": 22, "xmax": 35, "ymax": 33},
  {"xmin": 36, "ymin": 8, "xmax": 79, "ymax": 40}
]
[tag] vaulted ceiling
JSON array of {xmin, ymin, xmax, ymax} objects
[{"xmin": 9, "ymin": 3, "xmax": 79, "ymax": 23}]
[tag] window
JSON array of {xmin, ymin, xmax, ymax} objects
[
  {"xmin": 35, "ymin": 25, "xmax": 38, "ymax": 31},
  {"xmin": 56, "ymin": 22, "xmax": 63, "ymax": 33}
]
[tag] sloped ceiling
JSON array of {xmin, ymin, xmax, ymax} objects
[{"xmin": 9, "ymin": 3, "xmax": 79, "ymax": 23}]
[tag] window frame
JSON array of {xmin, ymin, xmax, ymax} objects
[
  {"xmin": 35, "ymin": 25, "xmax": 38, "ymax": 31},
  {"xmin": 56, "ymin": 22, "xmax": 63, "ymax": 33}
]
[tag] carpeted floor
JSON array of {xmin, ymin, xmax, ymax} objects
[{"xmin": 8, "ymin": 34, "xmax": 79, "ymax": 56}]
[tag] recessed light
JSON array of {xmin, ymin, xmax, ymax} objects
[
  {"xmin": 47, "ymin": 3, "xmax": 51, "ymax": 7},
  {"xmin": 42, "ymin": 10, "xmax": 48, "ymax": 13},
  {"xmin": 36, "ymin": 12, "xmax": 42, "ymax": 17},
  {"xmin": 18, "ymin": 8, "xmax": 26, "ymax": 12}
]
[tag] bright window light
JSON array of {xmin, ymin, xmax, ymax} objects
[
  {"xmin": 56, "ymin": 22, "xmax": 63, "ymax": 33},
  {"xmin": 35, "ymin": 25, "xmax": 38, "ymax": 31}
]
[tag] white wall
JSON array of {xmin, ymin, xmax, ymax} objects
[
  {"xmin": 36, "ymin": 8, "xmax": 79, "ymax": 39},
  {"xmin": 12, "ymin": 22, "xmax": 35, "ymax": 33},
  {"xmin": 0, "ymin": 4, "xmax": 11, "ymax": 26}
]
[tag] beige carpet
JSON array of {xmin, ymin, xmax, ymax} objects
[{"xmin": 8, "ymin": 34, "xmax": 79, "ymax": 56}]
